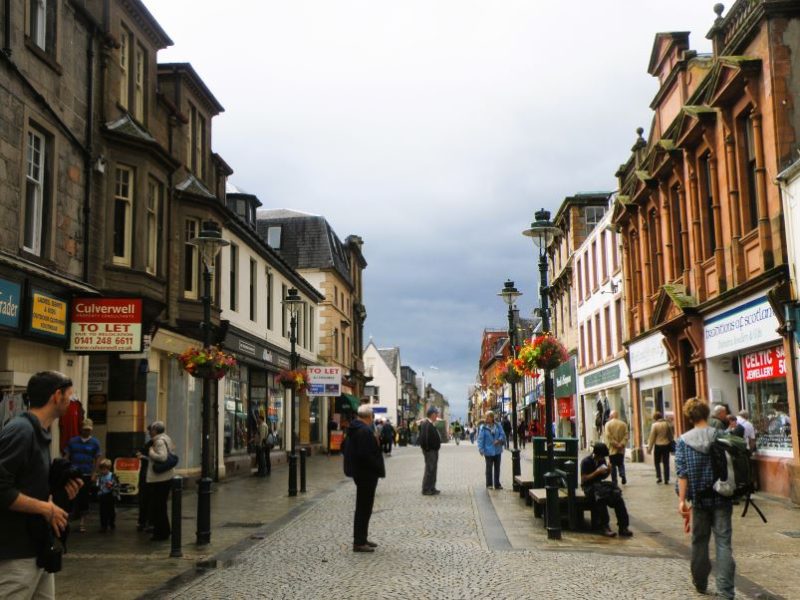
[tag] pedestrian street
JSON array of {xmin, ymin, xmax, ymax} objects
[{"xmin": 164, "ymin": 442, "xmax": 792, "ymax": 600}]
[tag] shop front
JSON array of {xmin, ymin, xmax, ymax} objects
[
  {"xmin": 579, "ymin": 359, "xmax": 630, "ymax": 450},
  {"xmin": 629, "ymin": 331, "xmax": 673, "ymax": 461},
  {"xmin": 0, "ymin": 270, "xmax": 92, "ymax": 453},
  {"xmin": 703, "ymin": 293, "xmax": 797, "ymax": 497},
  {"xmin": 554, "ymin": 358, "xmax": 577, "ymax": 439}
]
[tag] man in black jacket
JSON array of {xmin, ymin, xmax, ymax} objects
[
  {"xmin": 344, "ymin": 405, "xmax": 385, "ymax": 552},
  {"xmin": 0, "ymin": 371, "xmax": 83, "ymax": 597},
  {"xmin": 419, "ymin": 406, "xmax": 442, "ymax": 495}
]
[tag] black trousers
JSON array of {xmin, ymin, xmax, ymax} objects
[
  {"xmin": 137, "ymin": 479, "xmax": 150, "ymax": 527},
  {"xmin": 654, "ymin": 444, "xmax": 671, "ymax": 482},
  {"xmin": 591, "ymin": 491, "xmax": 629, "ymax": 530},
  {"xmin": 353, "ymin": 477, "xmax": 378, "ymax": 545},
  {"xmin": 99, "ymin": 494, "xmax": 116, "ymax": 530},
  {"xmin": 149, "ymin": 480, "xmax": 171, "ymax": 538},
  {"xmin": 609, "ymin": 453, "xmax": 626, "ymax": 484},
  {"xmin": 256, "ymin": 444, "xmax": 267, "ymax": 475}
]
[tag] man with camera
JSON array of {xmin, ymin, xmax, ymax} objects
[
  {"xmin": 580, "ymin": 441, "xmax": 633, "ymax": 538},
  {"xmin": 0, "ymin": 371, "xmax": 83, "ymax": 598}
]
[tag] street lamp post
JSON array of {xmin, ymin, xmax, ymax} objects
[
  {"xmin": 284, "ymin": 287, "xmax": 304, "ymax": 497},
  {"xmin": 498, "ymin": 280, "xmax": 522, "ymax": 490},
  {"xmin": 523, "ymin": 208, "xmax": 563, "ymax": 541},
  {"xmin": 189, "ymin": 220, "xmax": 229, "ymax": 546}
]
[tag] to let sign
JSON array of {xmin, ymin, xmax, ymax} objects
[
  {"xmin": 742, "ymin": 345, "xmax": 786, "ymax": 383},
  {"xmin": 307, "ymin": 365, "xmax": 342, "ymax": 397},
  {"xmin": 69, "ymin": 298, "xmax": 143, "ymax": 352}
]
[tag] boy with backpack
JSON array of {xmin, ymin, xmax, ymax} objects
[{"xmin": 675, "ymin": 398, "xmax": 735, "ymax": 599}]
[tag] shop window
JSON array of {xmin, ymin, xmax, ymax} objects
[
  {"xmin": 224, "ymin": 365, "xmax": 248, "ymax": 455},
  {"xmin": 741, "ymin": 346, "xmax": 791, "ymax": 453}
]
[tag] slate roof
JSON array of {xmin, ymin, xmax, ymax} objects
[
  {"xmin": 256, "ymin": 209, "xmax": 352, "ymax": 285},
  {"xmin": 378, "ymin": 347, "xmax": 400, "ymax": 374}
]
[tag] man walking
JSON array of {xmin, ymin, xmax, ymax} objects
[
  {"xmin": 604, "ymin": 410, "xmax": 628, "ymax": 485},
  {"xmin": 676, "ymin": 398, "xmax": 735, "ymax": 599},
  {"xmin": 254, "ymin": 415, "xmax": 268, "ymax": 477},
  {"xmin": 0, "ymin": 371, "xmax": 83, "ymax": 598},
  {"xmin": 501, "ymin": 416, "xmax": 512, "ymax": 449},
  {"xmin": 343, "ymin": 405, "xmax": 385, "ymax": 553},
  {"xmin": 419, "ymin": 406, "xmax": 442, "ymax": 495}
]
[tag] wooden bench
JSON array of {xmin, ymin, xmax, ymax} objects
[
  {"xmin": 514, "ymin": 476, "xmax": 535, "ymax": 504},
  {"xmin": 528, "ymin": 487, "xmax": 593, "ymax": 529}
]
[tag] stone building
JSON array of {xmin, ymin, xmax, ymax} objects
[
  {"xmin": 613, "ymin": 0, "xmax": 800, "ymax": 499},
  {"xmin": 256, "ymin": 210, "xmax": 368, "ymax": 449},
  {"xmin": 549, "ymin": 192, "xmax": 613, "ymax": 447}
]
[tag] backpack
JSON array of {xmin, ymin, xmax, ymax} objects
[{"xmin": 708, "ymin": 433, "xmax": 766, "ymax": 523}]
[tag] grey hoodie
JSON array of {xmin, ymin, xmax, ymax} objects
[{"xmin": 681, "ymin": 426, "xmax": 718, "ymax": 454}]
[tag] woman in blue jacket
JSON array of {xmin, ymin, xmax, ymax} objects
[{"xmin": 477, "ymin": 411, "xmax": 506, "ymax": 490}]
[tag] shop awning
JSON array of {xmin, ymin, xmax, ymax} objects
[{"xmin": 336, "ymin": 394, "xmax": 360, "ymax": 412}]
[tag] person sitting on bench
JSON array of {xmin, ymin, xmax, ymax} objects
[{"xmin": 580, "ymin": 442, "xmax": 633, "ymax": 538}]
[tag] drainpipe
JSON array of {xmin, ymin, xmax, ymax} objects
[
  {"xmin": 82, "ymin": 26, "xmax": 96, "ymax": 283},
  {"xmin": 3, "ymin": 0, "xmax": 11, "ymax": 56}
]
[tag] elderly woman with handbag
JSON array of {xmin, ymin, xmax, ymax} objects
[{"xmin": 146, "ymin": 421, "xmax": 178, "ymax": 541}]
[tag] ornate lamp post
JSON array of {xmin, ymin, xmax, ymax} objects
[
  {"xmin": 189, "ymin": 220, "xmax": 229, "ymax": 545},
  {"xmin": 498, "ymin": 280, "xmax": 522, "ymax": 489},
  {"xmin": 523, "ymin": 208, "xmax": 563, "ymax": 541},
  {"xmin": 284, "ymin": 287, "xmax": 304, "ymax": 497}
]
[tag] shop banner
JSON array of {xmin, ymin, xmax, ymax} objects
[
  {"xmin": 29, "ymin": 290, "xmax": 67, "ymax": 339},
  {"xmin": 742, "ymin": 346, "xmax": 786, "ymax": 383},
  {"xmin": 557, "ymin": 397, "xmax": 575, "ymax": 419},
  {"xmin": 113, "ymin": 457, "xmax": 140, "ymax": 496},
  {"xmin": 69, "ymin": 298, "xmax": 142, "ymax": 352},
  {"xmin": 704, "ymin": 295, "xmax": 781, "ymax": 358},
  {"xmin": 307, "ymin": 365, "xmax": 342, "ymax": 396},
  {"xmin": 0, "ymin": 278, "xmax": 21, "ymax": 329}
]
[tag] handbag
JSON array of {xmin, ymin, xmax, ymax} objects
[
  {"xmin": 668, "ymin": 439, "xmax": 676, "ymax": 453},
  {"xmin": 152, "ymin": 451, "xmax": 179, "ymax": 474}
]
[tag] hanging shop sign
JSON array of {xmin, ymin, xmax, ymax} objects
[
  {"xmin": 554, "ymin": 358, "xmax": 576, "ymax": 397},
  {"xmin": 29, "ymin": 289, "xmax": 67, "ymax": 339},
  {"xmin": 742, "ymin": 345, "xmax": 787, "ymax": 383},
  {"xmin": 704, "ymin": 294, "xmax": 781, "ymax": 358},
  {"xmin": 307, "ymin": 365, "xmax": 342, "ymax": 396},
  {"xmin": 0, "ymin": 278, "xmax": 21, "ymax": 329},
  {"xmin": 69, "ymin": 298, "xmax": 142, "ymax": 352}
]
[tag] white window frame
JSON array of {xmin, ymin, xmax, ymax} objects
[
  {"xmin": 23, "ymin": 129, "xmax": 46, "ymax": 255},
  {"xmin": 119, "ymin": 26, "xmax": 130, "ymax": 109},
  {"xmin": 31, "ymin": 0, "xmax": 47, "ymax": 49},
  {"xmin": 267, "ymin": 226, "xmax": 281, "ymax": 248},
  {"xmin": 134, "ymin": 44, "xmax": 145, "ymax": 121},
  {"xmin": 145, "ymin": 178, "xmax": 160, "ymax": 275},
  {"xmin": 112, "ymin": 166, "xmax": 133, "ymax": 266},
  {"xmin": 184, "ymin": 219, "xmax": 199, "ymax": 299}
]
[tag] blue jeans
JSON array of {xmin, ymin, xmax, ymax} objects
[
  {"xmin": 691, "ymin": 504, "xmax": 735, "ymax": 599},
  {"xmin": 484, "ymin": 454, "xmax": 501, "ymax": 488}
]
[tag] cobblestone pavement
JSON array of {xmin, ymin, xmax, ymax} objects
[{"xmin": 166, "ymin": 443, "xmax": 787, "ymax": 600}]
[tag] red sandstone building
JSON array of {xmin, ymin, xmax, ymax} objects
[{"xmin": 614, "ymin": 1, "xmax": 800, "ymax": 500}]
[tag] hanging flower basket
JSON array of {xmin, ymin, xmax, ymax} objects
[
  {"xmin": 495, "ymin": 357, "xmax": 524, "ymax": 386},
  {"xmin": 176, "ymin": 346, "xmax": 237, "ymax": 380},
  {"xmin": 518, "ymin": 335, "xmax": 569, "ymax": 372},
  {"xmin": 277, "ymin": 369, "xmax": 308, "ymax": 392}
]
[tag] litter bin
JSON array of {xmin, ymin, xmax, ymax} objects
[{"xmin": 532, "ymin": 437, "xmax": 579, "ymax": 488}]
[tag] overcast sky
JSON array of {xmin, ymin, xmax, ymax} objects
[{"xmin": 147, "ymin": 1, "xmax": 718, "ymax": 420}]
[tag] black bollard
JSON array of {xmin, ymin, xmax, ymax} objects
[
  {"xmin": 170, "ymin": 476, "xmax": 183, "ymax": 558},
  {"xmin": 564, "ymin": 461, "xmax": 578, "ymax": 531},
  {"xmin": 299, "ymin": 447, "xmax": 307, "ymax": 493},
  {"xmin": 288, "ymin": 451, "xmax": 298, "ymax": 497}
]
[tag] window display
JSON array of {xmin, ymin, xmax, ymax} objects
[
  {"xmin": 224, "ymin": 365, "xmax": 248, "ymax": 455},
  {"xmin": 742, "ymin": 346, "xmax": 791, "ymax": 453}
]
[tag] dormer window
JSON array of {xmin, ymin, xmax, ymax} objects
[
  {"xmin": 118, "ymin": 24, "xmax": 147, "ymax": 123},
  {"xmin": 267, "ymin": 226, "xmax": 281, "ymax": 249}
]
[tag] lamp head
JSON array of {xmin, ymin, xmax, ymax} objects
[
  {"xmin": 284, "ymin": 287, "xmax": 304, "ymax": 315},
  {"xmin": 522, "ymin": 208, "xmax": 562, "ymax": 249},
  {"xmin": 498, "ymin": 280, "xmax": 522, "ymax": 306},
  {"xmin": 190, "ymin": 220, "xmax": 229, "ymax": 267}
]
